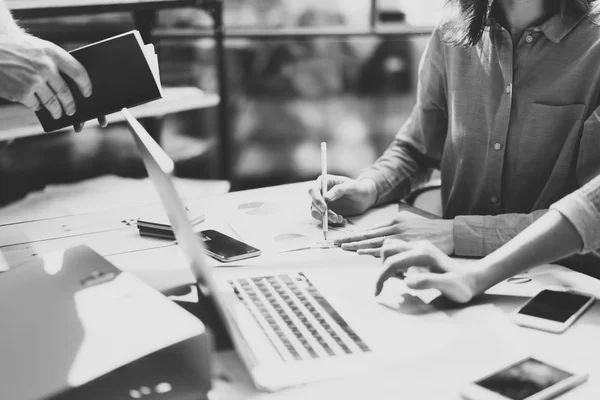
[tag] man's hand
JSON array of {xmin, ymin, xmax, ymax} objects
[
  {"xmin": 335, "ymin": 215, "xmax": 455, "ymax": 255},
  {"xmin": 374, "ymin": 240, "xmax": 478, "ymax": 304},
  {"xmin": 0, "ymin": 33, "xmax": 93, "ymax": 118},
  {"xmin": 308, "ymin": 175, "xmax": 377, "ymax": 224},
  {"xmin": 74, "ymin": 116, "xmax": 108, "ymax": 133}
]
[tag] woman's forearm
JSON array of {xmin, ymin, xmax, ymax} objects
[{"xmin": 472, "ymin": 210, "xmax": 584, "ymax": 294}]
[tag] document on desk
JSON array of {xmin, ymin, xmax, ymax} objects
[
  {"xmin": 227, "ymin": 210, "xmax": 351, "ymax": 253},
  {"xmin": 487, "ymin": 263, "xmax": 600, "ymax": 298},
  {"xmin": 226, "ymin": 199, "xmax": 410, "ymax": 254}
]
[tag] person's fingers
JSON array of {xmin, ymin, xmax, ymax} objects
[
  {"xmin": 381, "ymin": 239, "xmax": 411, "ymax": 261},
  {"xmin": 98, "ymin": 116, "xmax": 108, "ymax": 127},
  {"xmin": 328, "ymin": 210, "xmax": 344, "ymax": 224},
  {"xmin": 357, "ymin": 248, "xmax": 381, "ymax": 257},
  {"xmin": 308, "ymin": 180, "xmax": 327, "ymax": 214},
  {"xmin": 21, "ymin": 93, "xmax": 42, "ymax": 112},
  {"xmin": 374, "ymin": 249, "xmax": 434, "ymax": 296},
  {"xmin": 311, "ymin": 207, "xmax": 322, "ymax": 221},
  {"xmin": 49, "ymin": 45, "xmax": 92, "ymax": 98},
  {"xmin": 74, "ymin": 122, "xmax": 84, "ymax": 133},
  {"xmin": 404, "ymin": 273, "xmax": 439, "ymax": 290},
  {"xmin": 324, "ymin": 181, "xmax": 351, "ymax": 202},
  {"xmin": 404, "ymin": 273, "xmax": 472, "ymax": 304},
  {"xmin": 36, "ymin": 85, "xmax": 63, "ymax": 119},
  {"xmin": 48, "ymin": 76, "xmax": 76, "ymax": 116},
  {"xmin": 341, "ymin": 237, "xmax": 385, "ymax": 251},
  {"xmin": 311, "ymin": 205, "xmax": 344, "ymax": 225},
  {"xmin": 334, "ymin": 225, "xmax": 397, "ymax": 245}
]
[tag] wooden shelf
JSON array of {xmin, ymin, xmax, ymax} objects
[
  {"xmin": 7, "ymin": 0, "xmax": 207, "ymax": 18},
  {"xmin": 0, "ymin": 87, "xmax": 219, "ymax": 142},
  {"xmin": 155, "ymin": 25, "xmax": 436, "ymax": 40}
]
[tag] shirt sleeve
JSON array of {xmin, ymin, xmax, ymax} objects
[
  {"xmin": 551, "ymin": 174, "xmax": 600, "ymax": 253},
  {"xmin": 358, "ymin": 27, "xmax": 448, "ymax": 206},
  {"xmin": 453, "ymin": 210, "xmax": 548, "ymax": 257},
  {"xmin": 453, "ymin": 174, "xmax": 600, "ymax": 257}
]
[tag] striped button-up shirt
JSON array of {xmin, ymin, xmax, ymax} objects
[
  {"xmin": 552, "ymin": 173, "xmax": 600, "ymax": 253},
  {"xmin": 360, "ymin": 9, "xmax": 600, "ymax": 259}
]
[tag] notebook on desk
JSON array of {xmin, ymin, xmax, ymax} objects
[{"xmin": 36, "ymin": 30, "xmax": 162, "ymax": 132}]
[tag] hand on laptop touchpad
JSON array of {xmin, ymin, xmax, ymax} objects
[{"xmin": 376, "ymin": 278, "xmax": 442, "ymax": 315}]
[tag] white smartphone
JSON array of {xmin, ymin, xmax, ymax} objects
[
  {"xmin": 512, "ymin": 289, "xmax": 595, "ymax": 333},
  {"xmin": 461, "ymin": 356, "xmax": 588, "ymax": 400}
]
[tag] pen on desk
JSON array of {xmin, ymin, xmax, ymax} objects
[{"xmin": 321, "ymin": 142, "xmax": 328, "ymax": 241}]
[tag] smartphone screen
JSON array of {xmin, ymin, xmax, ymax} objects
[
  {"xmin": 476, "ymin": 358, "xmax": 573, "ymax": 400},
  {"xmin": 199, "ymin": 230, "xmax": 260, "ymax": 261},
  {"xmin": 517, "ymin": 290, "xmax": 592, "ymax": 323}
]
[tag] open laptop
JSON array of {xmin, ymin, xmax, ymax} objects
[{"xmin": 123, "ymin": 109, "xmax": 412, "ymax": 391}]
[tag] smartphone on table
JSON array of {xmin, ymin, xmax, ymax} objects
[
  {"xmin": 461, "ymin": 356, "xmax": 588, "ymax": 400},
  {"xmin": 511, "ymin": 290, "xmax": 595, "ymax": 333},
  {"xmin": 199, "ymin": 229, "xmax": 261, "ymax": 263}
]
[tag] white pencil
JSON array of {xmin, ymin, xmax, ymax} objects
[{"xmin": 321, "ymin": 142, "xmax": 328, "ymax": 241}]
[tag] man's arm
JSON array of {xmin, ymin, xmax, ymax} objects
[
  {"xmin": 358, "ymin": 27, "xmax": 448, "ymax": 206},
  {"xmin": 453, "ymin": 211, "xmax": 548, "ymax": 257},
  {"xmin": 466, "ymin": 174, "xmax": 600, "ymax": 297}
]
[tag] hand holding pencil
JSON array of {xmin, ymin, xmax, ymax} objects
[
  {"xmin": 321, "ymin": 142, "xmax": 329, "ymax": 240},
  {"xmin": 308, "ymin": 147, "xmax": 379, "ymax": 228}
]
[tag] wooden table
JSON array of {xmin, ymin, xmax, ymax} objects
[{"xmin": 2, "ymin": 181, "xmax": 600, "ymax": 399}]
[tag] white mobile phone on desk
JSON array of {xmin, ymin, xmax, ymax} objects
[
  {"xmin": 512, "ymin": 289, "xmax": 595, "ymax": 333},
  {"xmin": 461, "ymin": 356, "xmax": 588, "ymax": 400}
]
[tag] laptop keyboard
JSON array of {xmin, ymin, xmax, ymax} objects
[{"xmin": 229, "ymin": 273, "xmax": 370, "ymax": 362}]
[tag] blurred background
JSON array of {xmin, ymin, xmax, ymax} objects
[{"xmin": 0, "ymin": 0, "xmax": 445, "ymax": 205}]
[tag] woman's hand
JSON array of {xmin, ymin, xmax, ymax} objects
[
  {"xmin": 308, "ymin": 175, "xmax": 377, "ymax": 224},
  {"xmin": 375, "ymin": 240, "xmax": 479, "ymax": 304},
  {"xmin": 335, "ymin": 215, "xmax": 455, "ymax": 255}
]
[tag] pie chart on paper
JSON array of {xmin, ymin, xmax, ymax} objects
[{"xmin": 238, "ymin": 202, "xmax": 280, "ymax": 217}]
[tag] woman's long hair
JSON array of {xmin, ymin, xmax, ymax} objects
[{"xmin": 442, "ymin": 0, "xmax": 597, "ymax": 48}]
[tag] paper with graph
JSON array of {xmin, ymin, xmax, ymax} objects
[{"xmin": 227, "ymin": 199, "xmax": 403, "ymax": 254}]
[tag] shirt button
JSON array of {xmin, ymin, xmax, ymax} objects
[
  {"xmin": 491, "ymin": 196, "xmax": 499, "ymax": 204},
  {"xmin": 494, "ymin": 143, "xmax": 502, "ymax": 151},
  {"xmin": 525, "ymin": 35, "xmax": 533, "ymax": 43},
  {"xmin": 505, "ymin": 84, "xmax": 512, "ymax": 94},
  {"xmin": 533, "ymin": 27, "xmax": 541, "ymax": 32}
]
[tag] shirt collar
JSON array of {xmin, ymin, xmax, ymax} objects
[
  {"xmin": 539, "ymin": 12, "xmax": 586, "ymax": 43},
  {"xmin": 487, "ymin": 9, "xmax": 586, "ymax": 44}
]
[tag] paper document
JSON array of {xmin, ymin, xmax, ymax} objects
[
  {"xmin": 228, "ymin": 207, "xmax": 352, "ymax": 253},
  {"xmin": 227, "ymin": 198, "xmax": 415, "ymax": 254}
]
